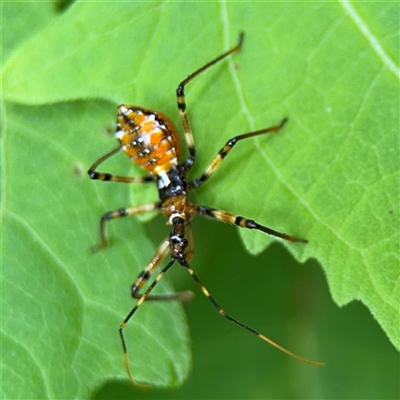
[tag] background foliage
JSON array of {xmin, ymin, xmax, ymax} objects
[{"xmin": 2, "ymin": 1, "xmax": 399, "ymax": 399}]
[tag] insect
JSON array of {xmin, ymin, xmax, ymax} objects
[{"xmin": 88, "ymin": 33, "xmax": 324, "ymax": 384}]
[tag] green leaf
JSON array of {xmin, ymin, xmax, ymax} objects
[
  {"xmin": 2, "ymin": 1, "xmax": 399, "ymax": 398},
  {"xmin": 1, "ymin": 1, "xmax": 57, "ymax": 66},
  {"xmin": 2, "ymin": 101, "xmax": 191, "ymax": 399}
]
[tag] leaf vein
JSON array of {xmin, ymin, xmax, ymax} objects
[{"xmin": 340, "ymin": 0, "xmax": 400, "ymax": 79}]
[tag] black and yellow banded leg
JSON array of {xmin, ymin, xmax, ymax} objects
[
  {"xmin": 178, "ymin": 258, "xmax": 323, "ymax": 367},
  {"xmin": 131, "ymin": 237, "xmax": 194, "ymax": 302},
  {"xmin": 199, "ymin": 206, "xmax": 307, "ymax": 243},
  {"xmin": 190, "ymin": 118, "xmax": 288, "ymax": 188},
  {"xmin": 177, "ymin": 33, "xmax": 244, "ymax": 170},
  {"xmin": 119, "ymin": 258, "xmax": 176, "ymax": 386},
  {"xmin": 88, "ymin": 145, "xmax": 154, "ymax": 183},
  {"xmin": 95, "ymin": 203, "xmax": 160, "ymax": 250}
]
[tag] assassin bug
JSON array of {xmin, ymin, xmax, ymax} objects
[{"xmin": 88, "ymin": 33, "xmax": 324, "ymax": 384}]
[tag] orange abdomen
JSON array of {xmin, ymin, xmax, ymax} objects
[{"xmin": 116, "ymin": 105, "xmax": 181, "ymax": 176}]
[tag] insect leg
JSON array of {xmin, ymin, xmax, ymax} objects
[
  {"xmin": 177, "ymin": 33, "xmax": 244, "ymax": 170},
  {"xmin": 190, "ymin": 118, "xmax": 288, "ymax": 188},
  {"xmin": 186, "ymin": 222, "xmax": 195, "ymax": 262},
  {"xmin": 120, "ymin": 258, "xmax": 177, "ymax": 386},
  {"xmin": 88, "ymin": 145, "xmax": 154, "ymax": 183},
  {"xmin": 94, "ymin": 203, "xmax": 160, "ymax": 250},
  {"xmin": 178, "ymin": 258, "xmax": 323, "ymax": 366},
  {"xmin": 131, "ymin": 237, "xmax": 193, "ymax": 302},
  {"xmin": 198, "ymin": 205, "xmax": 307, "ymax": 243}
]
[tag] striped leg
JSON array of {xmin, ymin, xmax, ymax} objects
[
  {"xmin": 94, "ymin": 203, "xmax": 160, "ymax": 250},
  {"xmin": 120, "ymin": 258, "xmax": 177, "ymax": 386},
  {"xmin": 199, "ymin": 206, "xmax": 307, "ymax": 243},
  {"xmin": 177, "ymin": 33, "xmax": 244, "ymax": 170},
  {"xmin": 88, "ymin": 146, "xmax": 154, "ymax": 183},
  {"xmin": 190, "ymin": 118, "xmax": 288, "ymax": 189},
  {"xmin": 131, "ymin": 237, "xmax": 194, "ymax": 302},
  {"xmin": 178, "ymin": 258, "xmax": 323, "ymax": 366}
]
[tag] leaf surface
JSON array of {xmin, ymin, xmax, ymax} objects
[{"xmin": 2, "ymin": 2, "xmax": 399, "ymax": 398}]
